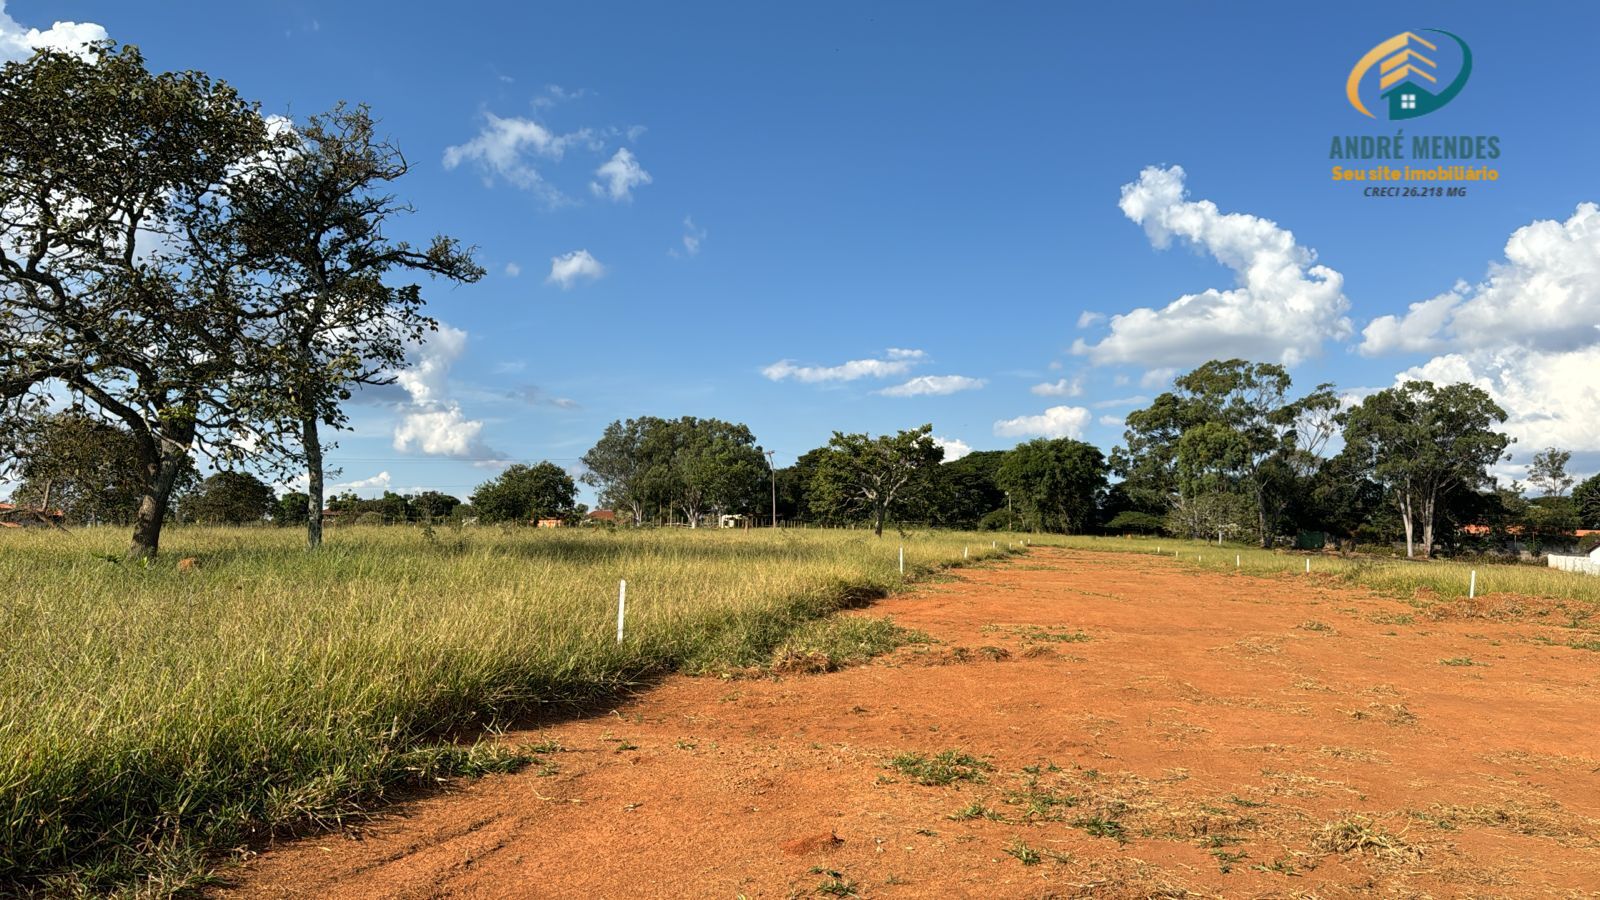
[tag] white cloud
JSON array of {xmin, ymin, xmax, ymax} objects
[
  {"xmin": 1030, "ymin": 376, "xmax": 1083, "ymax": 397},
  {"xmin": 763, "ymin": 350, "xmax": 923, "ymax": 384},
  {"xmin": 1361, "ymin": 203, "xmax": 1600, "ymax": 356},
  {"xmin": 1076, "ymin": 311, "xmax": 1105, "ymax": 329},
  {"xmin": 676, "ymin": 216, "xmax": 706, "ymax": 257},
  {"xmin": 442, "ymin": 112, "xmax": 588, "ymax": 196},
  {"xmin": 333, "ymin": 471, "xmax": 392, "ymax": 494},
  {"xmin": 390, "ymin": 323, "xmax": 497, "ymax": 458},
  {"xmin": 1098, "ymin": 415, "xmax": 1126, "ymax": 427},
  {"xmin": 547, "ymin": 249, "xmax": 604, "ymax": 289},
  {"xmin": 994, "ymin": 405, "xmax": 1091, "ymax": 439},
  {"xmin": 1075, "ymin": 165, "xmax": 1352, "ymax": 370},
  {"xmin": 1140, "ymin": 367, "xmax": 1178, "ymax": 390},
  {"xmin": 504, "ymin": 262, "xmax": 521, "ymax": 277},
  {"xmin": 878, "ymin": 374, "xmax": 986, "ymax": 397},
  {"xmin": 1399, "ymin": 346, "xmax": 1600, "ymax": 452},
  {"xmin": 590, "ymin": 147, "xmax": 651, "ymax": 202},
  {"xmin": 1373, "ymin": 203, "xmax": 1600, "ymax": 452},
  {"xmin": 394, "ymin": 406, "xmax": 487, "ymax": 457},
  {"xmin": 933, "ymin": 436, "xmax": 974, "ymax": 462},
  {"xmin": 0, "ymin": 2, "xmax": 106, "ymax": 62},
  {"xmin": 395, "ymin": 324, "xmax": 467, "ymax": 406},
  {"xmin": 1092, "ymin": 394, "xmax": 1149, "ymax": 409}
]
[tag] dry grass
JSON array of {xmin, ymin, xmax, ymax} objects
[{"xmin": 0, "ymin": 525, "xmax": 1007, "ymax": 894}]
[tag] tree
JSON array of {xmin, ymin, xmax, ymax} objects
[
  {"xmin": 581, "ymin": 417, "xmax": 666, "ymax": 526},
  {"xmin": 1575, "ymin": 473, "xmax": 1600, "ymax": 529},
  {"xmin": 775, "ymin": 447, "xmax": 830, "ymax": 523},
  {"xmin": 657, "ymin": 417, "xmax": 766, "ymax": 528},
  {"xmin": 7, "ymin": 411, "xmax": 157, "ymax": 525},
  {"xmin": 228, "ymin": 104, "xmax": 483, "ymax": 550},
  {"xmin": 0, "ymin": 45, "xmax": 281, "ymax": 558},
  {"xmin": 1117, "ymin": 361, "xmax": 1337, "ymax": 547},
  {"xmin": 471, "ymin": 462, "xmax": 577, "ymax": 524},
  {"xmin": 809, "ymin": 424, "xmax": 943, "ymax": 537},
  {"xmin": 182, "ymin": 471, "xmax": 275, "ymax": 525},
  {"xmin": 1342, "ymin": 380, "xmax": 1511, "ymax": 558},
  {"xmin": 1528, "ymin": 447, "xmax": 1575, "ymax": 498},
  {"xmin": 929, "ymin": 450, "xmax": 1007, "ymax": 529},
  {"xmin": 411, "ymin": 491, "xmax": 461, "ymax": 522},
  {"xmin": 273, "ymin": 491, "xmax": 311, "ymax": 527},
  {"xmin": 995, "ymin": 439, "xmax": 1108, "ymax": 534}
]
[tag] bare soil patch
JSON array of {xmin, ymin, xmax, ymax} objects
[{"xmin": 224, "ymin": 549, "xmax": 1600, "ymax": 898}]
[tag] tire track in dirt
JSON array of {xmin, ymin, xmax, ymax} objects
[{"xmin": 224, "ymin": 549, "xmax": 1600, "ymax": 898}]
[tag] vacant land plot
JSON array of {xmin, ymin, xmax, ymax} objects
[
  {"xmin": 229, "ymin": 548, "xmax": 1600, "ymax": 897},
  {"xmin": 0, "ymin": 527, "xmax": 1007, "ymax": 894}
]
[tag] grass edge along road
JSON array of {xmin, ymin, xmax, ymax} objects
[{"xmin": 0, "ymin": 526, "xmax": 1014, "ymax": 895}]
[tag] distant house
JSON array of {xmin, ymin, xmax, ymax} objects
[
  {"xmin": 535, "ymin": 517, "xmax": 564, "ymax": 528},
  {"xmin": 719, "ymin": 513, "xmax": 746, "ymax": 529},
  {"xmin": 0, "ymin": 502, "xmax": 65, "ymax": 529},
  {"xmin": 586, "ymin": 509, "xmax": 617, "ymax": 523}
]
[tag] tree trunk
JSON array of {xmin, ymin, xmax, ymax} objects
[
  {"xmin": 1399, "ymin": 494, "xmax": 1415, "ymax": 559},
  {"xmin": 127, "ymin": 444, "xmax": 189, "ymax": 561},
  {"xmin": 1420, "ymin": 491, "xmax": 1437, "ymax": 559},
  {"xmin": 872, "ymin": 504, "xmax": 885, "ymax": 537},
  {"xmin": 303, "ymin": 412, "xmax": 324, "ymax": 549}
]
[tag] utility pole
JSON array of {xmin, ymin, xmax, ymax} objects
[{"xmin": 765, "ymin": 449, "xmax": 777, "ymax": 528}]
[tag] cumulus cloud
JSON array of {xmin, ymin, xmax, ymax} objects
[
  {"xmin": 0, "ymin": 2, "xmax": 106, "ymax": 62},
  {"xmin": 442, "ymin": 112, "xmax": 590, "ymax": 198},
  {"xmin": 933, "ymin": 436, "xmax": 974, "ymax": 462},
  {"xmin": 547, "ymin": 249, "xmax": 604, "ymax": 288},
  {"xmin": 1370, "ymin": 203, "xmax": 1600, "ymax": 452},
  {"xmin": 1030, "ymin": 376, "xmax": 1083, "ymax": 397},
  {"xmin": 591, "ymin": 147, "xmax": 651, "ymax": 201},
  {"xmin": 1074, "ymin": 165, "xmax": 1352, "ymax": 371},
  {"xmin": 390, "ymin": 324, "xmax": 498, "ymax": 458},
  {"xmin": 994, "ymin": 405, "xmax": 1091, "ymax": 439},
  {"xmin": 333, "ymin": 471, "xmax": 392, "ymax": 494},
  {"xmin": 878, "ymin": 375, "xmax": 986, "ymax": 397},
  {"xmin": 763, "ymin": 350, "xmax": 924, "ymax": 384},
  {"xmin": 1361, "ymin": 204, "xmax": 1600, "ymax": 356},
  {"xmin": 504, "ymin": 262, "xmax": 521, "ymax": 277},
  {"xmin": 1076, "ymin": 311, "xmax": 1105, "ymax": 329}
]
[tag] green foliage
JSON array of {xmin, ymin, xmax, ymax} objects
[
  {"xmin": 470, "ymin": 462, "xmax": 577, "ymax": 523},
  {"xmin": 581, "ymin": 416, "xmax": 767, "ymax": 526},
  {"xmin": 995, "ymin": 438, "xmax": 1107, "ymax": 534},
  {"xmin": 927, "ymin": 450, "xmax": 1007, "ymax": 529},
  {"xmin": 181, "ymin": 472, "xmax": 275, "ymax": 526},
  {"xmin": 889, "ymin": 749, "xmax": 992, "ymax": 786},
  {"xmin": 809, "ymin": 424, "xmax": 943, "ymax": 536},
  {"xmin": 0, "ymin": 43, "xmax": 280, "ymax": 559},
  {"xmin": 6, "ymin": 412, "xmax": 167, "ymax": 525},
  {"xmin": 1105, "ymin": 510, "xmax": 1166, "ymax": 534},
  {"xmin": 272, "ymin": 492, "xmax": 311, "ymax": 527},
  {"xmin": 1573, "ymin": 473, "xmax": 1600, "ymax": 529},
  {"xmin": 1527, "ymin": 447, "xmax": 1575, "ymax": 498},
  {"xmin": 1115, "ymin": 360, "xmax": 1338, "ymax": 547},
  {"xmin": 1343, "ymin": 380, "xmax": 1510, "ymax": 558}
]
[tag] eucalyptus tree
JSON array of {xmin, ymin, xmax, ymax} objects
[
  {"xmin": 0, "ymin": 44, "xmax": 280, "ymax": 558},
  {"xmin": 228, "ymin": 104, "xmax": 483, "ymax": 548},
  {"xmin": 1342, "ymin": 380, "xmax": 1510, "ymax": 558},
  {"xmin": 1117, "ymin": 360, "xmax": 1337, "ymax": 546}
]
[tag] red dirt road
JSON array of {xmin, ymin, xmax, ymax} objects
[{"xmin": 226, "ymin": 549, "xmax": 1600, "ymax": 898}]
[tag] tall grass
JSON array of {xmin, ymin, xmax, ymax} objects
[
  {"xmin": 1047, "ymin": 534, "xmax": 1600, "ymax": 606},
  {"xmin": 0, "ymin": 525, "xmax": 1009, "ymax": 894}
]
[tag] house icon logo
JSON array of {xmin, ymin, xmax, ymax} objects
[{"xmin": 1346, "ymin": 30, "xmax": 1471, "ymax": 120}]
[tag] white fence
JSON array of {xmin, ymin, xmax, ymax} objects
[{"xmin": 1548, "ymin": 554, "xmax": 1600, "ymax": 576}]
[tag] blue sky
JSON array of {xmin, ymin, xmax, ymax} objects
[{"xmin": 7, "ymin": 1, "xmax": 1600, "ymax": 500}]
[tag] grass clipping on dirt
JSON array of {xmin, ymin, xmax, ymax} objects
[{"xmin": 0, "ymin": 525, "xmax": 1008, "ymax": 895}]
